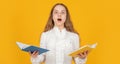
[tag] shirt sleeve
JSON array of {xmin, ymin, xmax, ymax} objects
[
  {"xmin": 73, "ymin": 34, "xmax": 87, "ymax": 64},
  {"xmin": 30, "ymin": 32, "xmax": 46, "ymax": 64}
]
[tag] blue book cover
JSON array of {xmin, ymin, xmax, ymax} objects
[{"xmin": 16, "ymin": 42, "xmax": 49, "ymax": 55}]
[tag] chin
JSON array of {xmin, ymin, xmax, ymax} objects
[{"xmin": 56, "ymin": 23, "xmax": 64, "ymax": 27}]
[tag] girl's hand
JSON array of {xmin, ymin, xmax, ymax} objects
[
  {"xmin": 77, "ymin": 50, "xmax": 88, "ymax": 59},
  {"xmin": 29, "ymin": 51, "xmax": 39, "ymax": 58}
]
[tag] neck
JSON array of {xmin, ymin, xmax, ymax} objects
[{"xmin": 55, "ymin": 25, "xmax": 64, "ymax": 31}]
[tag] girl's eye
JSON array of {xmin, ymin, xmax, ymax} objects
[
  {"xmin": 54, "ymin": 11, "xmax": 58, "ymax": 14},
  {"xmin": 61, "ymin": 11, "xmax": 65, "ymax": 14}
]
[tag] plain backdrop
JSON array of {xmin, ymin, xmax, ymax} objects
[{"xmin": 0, "ymin": 0, "xmax": 120, "ymax": 64}]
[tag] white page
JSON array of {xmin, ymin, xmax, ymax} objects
[{"xmin": 16, "ymin": 41, "xmax": 30, "ymax": 49}]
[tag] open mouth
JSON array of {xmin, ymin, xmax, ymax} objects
[{"xmin": 57, "ymin": 18, "xmax": 62, "ymax": 21}]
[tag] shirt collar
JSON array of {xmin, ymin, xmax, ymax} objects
[{"xmin": 53, "ymin": 26, "xmax": 66, "ymax": 38}]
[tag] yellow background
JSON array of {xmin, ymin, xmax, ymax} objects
[{"xmin": 0, "ymin": 0, "xmax": 120, "ymax": 64}]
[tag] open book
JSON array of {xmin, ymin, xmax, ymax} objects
[
  {"xmin": 16, "ymin": 41, "xmax": 49, "ymax": 55},
  {"xmin": 69, "ymin": 43, "xmax": 97, "ymax": 57}
]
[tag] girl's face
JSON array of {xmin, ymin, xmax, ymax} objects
[{"xmin": 52, "ymin": 5, "xmax": 67, "ymax": 27}]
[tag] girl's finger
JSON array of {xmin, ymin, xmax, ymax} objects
[
  {"xmin": 86, "ymin": 50, "xmax": 88, "ymax": 55},
  {"xmin": 35, "ymin": 51, "xmax": 39, "ymax": 55},
  {"xmin": 78, "ymin": 53, "xmax": 81, "ymax": 56},
  {"xmin": 80, "ymin": 53, "xmax": 84, "ymax": 57},
  {"xmin": 32, "ymin": 51, "xmax": 37, "ymax": 55},
  {"xmin": 84, "ymin": 51, "xmax": 87, "ymax": 55},
  {"xmin": 79, "ymin": 53, "xmax": 85, "ymax": 59}
]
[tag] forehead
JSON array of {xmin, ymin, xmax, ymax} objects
[{"xmin": 53, "ymin": 5, "xmax": 66, "ymax": 11}]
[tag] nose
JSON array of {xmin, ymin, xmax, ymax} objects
[{"xmin": 58, "ymin": 13, "xmax": 61, "ymax": 17}]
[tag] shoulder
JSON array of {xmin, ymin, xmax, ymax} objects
[
  {"xmin": 67, "ymin": 31, "xmax": 79, "ymax": 39},
  {"xmin": 41, "ymin": 29, "xmax": 53, "ymax": 36}
]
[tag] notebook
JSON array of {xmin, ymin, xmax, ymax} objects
[
  {"xmin": 69, "ymin": 43, "xmax": 97, "ymax": 57},
  {"xmin": 16, "ymin": 41, "xmax": 49, "ymax": 55}
]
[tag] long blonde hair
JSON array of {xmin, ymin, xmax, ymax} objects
[{"xmin": 44, "ymin": 3, "xmax": 78, "ymax": 34}]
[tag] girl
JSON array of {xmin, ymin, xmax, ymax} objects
[{"xmin": 30, "ymin": 3, "xmax": 88, "ymax": 64}]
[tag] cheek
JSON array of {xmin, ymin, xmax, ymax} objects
[
  {"xmin": 62, "ymin": 15, "xmax": 67, "ymax": 22},
  {"xmin": 53, "ymin": 15, "xmax": 57, "ymax": 21}
]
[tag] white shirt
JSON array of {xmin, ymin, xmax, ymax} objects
[{"xmin": 31, "ymin": 26, "xmax": 87, "ymax": 64}]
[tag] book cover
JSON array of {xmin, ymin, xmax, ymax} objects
[
  {"xmin": 16, "ymin": 42, "xmax": 49, "ymax": 55},
  {"xmin": 69, "ymin": 43, "xmax": 97, "ymax": 57}
]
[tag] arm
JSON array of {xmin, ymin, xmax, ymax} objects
[
  {"xmin": 30, "ymin": 32, "xmax": 46, "ymax": 64},
  {"xmin": 73, "ymin": 34, "xmax": 87, "ymax": 64}
]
